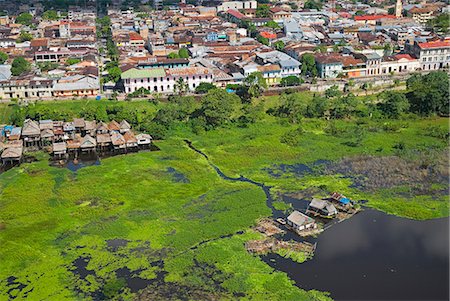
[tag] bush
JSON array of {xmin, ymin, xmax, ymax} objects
[{"xmin": 280, "ymin": 126, "xmax": 303, "ymax": 146}]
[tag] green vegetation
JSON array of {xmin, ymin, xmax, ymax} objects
[
  {"xmin": 66, "ymin": 58, "xmax": 81, "ymax": 66},
  {"xmin": 427, "ymin": 13, "xmax": 449, "ymax": 35},
  {"xmin": 195, "ymin": 82, "xmax": 217, "ymax": 94},
  {"xmin": 0, "ymin": 71, "xmax": 448, "ymax": 299},
  {"xmin": 276, "ymin": 248, "xmax": 309, "ymax": 264},
  {"xmin": 16, "ymin": 31, "xmax": 33, "ymax": 43},
  {"xmin": 42, "ymin": 10, "xmax": 60, "ymax": 20},
  {"xmin": 15, "ymin": 12, "xmax": 33, "ymax": 26},
  {"xmin": 256, "ymin": 4, "xmax": 270, "ymax": 18},
  {"xmin": 168, "ymin": 48, "xmax": 189, "ymax": 59},
  {"xmin": 11, "ymin": 57, "xmax": 31, "ymax": 76},
  {"xmin": 0, "ymin": 51, "xmax": 7, "ymax": 64}
]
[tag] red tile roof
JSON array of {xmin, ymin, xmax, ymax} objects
[
  {"xmin": 227, "ymin": 9, "xmax": 246, "ymax": 20},
  {"xmin": 418, "ymin": 39, "xmax": 450, "ymax": 49},
  {"xmin": 394, "ymin": 54, "xmax": 416, "ymax": 61},
  {"xmin": 354, "ymin": 14, "xmax": 396, "ymax": 21},
  {"xmin": 260, "ymin": 31, "xmax": 277, "ymax": 39},
  {"xmin": 129, "ymin": 32, "xmax": 144, "ymax": 41}
]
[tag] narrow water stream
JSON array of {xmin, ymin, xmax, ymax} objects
[{"xmin": 184, "ymin": 140, "xmax": 450, "ymax": 301}]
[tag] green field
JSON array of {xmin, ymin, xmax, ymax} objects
[{"xmin": 0, "ymin": 92, "xmax": 448, "ymax": 300}]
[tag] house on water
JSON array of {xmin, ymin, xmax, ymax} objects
[
  {"xmin": 22, "ymin": 119, "xmax": 41, "ymax": 146},
  {"xmin": 308, "ymin": 198, "xmax": 338, "ymax": 216},
  {"xmin": 287, "ymin": 210, "xmax": 317, "ymax": 233}
]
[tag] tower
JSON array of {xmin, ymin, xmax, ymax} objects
[{"xmin": 395, "ymin": 0, "xmax": 403, "ymax": 18}]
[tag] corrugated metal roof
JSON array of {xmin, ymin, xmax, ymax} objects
[{"xmin": 121, "ymin": 68, "xmax": 166, "ymax": 79}]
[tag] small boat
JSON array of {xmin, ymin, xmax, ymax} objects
[{"xmin": 276, "ymin": 218, "xmax": 286, "ymax": 225}]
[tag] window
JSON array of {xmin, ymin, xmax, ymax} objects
[
  {"xmin": 154, "ymin": 78, "xmax": 157, "ymax": 82},
  {"xmin": 199, "ymin": 76, "xmax": 202, "ymax": 80}
]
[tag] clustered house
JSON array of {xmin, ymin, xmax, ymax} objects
[
  {"xmin": 286, "ymin": 211, "xmax": 317, "ymax": 234},
  {"xmin": 307, "ymin": 198, "xmax": 338, "ymax": 217},
  {"xmin": 0, "ymin": 118, "xmax": 153, "ymax": 163}
]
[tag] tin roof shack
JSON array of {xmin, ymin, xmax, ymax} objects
[
  {"xmin": 111, "ymin": 132, "xmax": 126, "ymax": 152},
  {"xmin": 52, "ymin": 142, "xmax": 67, "ymax": 157},
  {"xmin": 119, "ymin": 120, "xmax": 131, "ymax": 133},
  {"xmin": 1, "ymin": 143, "xmax": 23, "ymax": 164},
  {"xmin": 63, "ymin": 122, "xmax": 76, "ymax": 140},
  {"xmin": 96, "ymin": 133, "xmax": 111, "ymax": 149},
  {"xmin": 9, "ymin": 127, "xmax": 22, "ymax": 141},
  {"xmin": 96, "ymin": 122, "xmax": 109, "ymax": 135},
  {"xmin": 308, "ymin": 198, "xmax": 338, "ymax": 217},
  {"xmin": 22, "ymin": 119, "xmax": 41, "ymax": 147},
  {"xmin": 123, "ymin": 131, "xmax": 138, "ymax": 149},
  {"xmin": 84, "ymin": 120, "xmax": 97, "ymax": 136},
  {"xmin": 136, "ymin": 133, "xmax": 152, "ymax": 148},
  {"xmin": 80, "ymin": 135, "xmax": 96, "ymax": 152},
  {"xmin": 108, "ymin": 120, "xmax": 121, "ymax": 132},
  {"xmin": 73, "ymin": 118, "xmax": 86, "ymax": 133},
  {"xmin": 40, "ymin": 129, "xmax": 55, "ymax": 146},
  {"xmin": 53, "ymin": 121, "xmax": 64, "ymax": 141},
  {"xmin": 287, "ymin": 211, "xmax": 317, "ymax": 233},
  {"xmin": 39, "ymin": 120, "xmax": 53, "ymax": 131},
  {"xmin": 66, "ymin": 138, "xmax": 81, "ymax": 152}
]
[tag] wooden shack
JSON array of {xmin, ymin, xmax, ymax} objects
[
  {"xmin": 123, "ymin": 131, "xmax": 138, "ymax": 149},
  {"xmin": 66, "ymin": 138, "xmax": 81, "ymax": 152},
  {"xmin": 96, "ymin": 133, "xmax": 111, "ymax": 149},
  {"xmin": 52, "ymin": 142, "xmax": 67, "ymax": 157},
  {"xmin": 96, "ymin": 122, "xmax": 109, "ymax": 135},
  {"xmin": 53, "ymin": 121, "xmax": 64, "ymax": 141},
  {"xmin": 84, "ymin": 120, "xmax": 97, "ymax": 136},
  {"xmin": 119, "ymin": 120, "xmax": 131, "ymax": 133},
  {"xmin": 39, "ymin": 120, "xmax": 53, "ymax": 131},
  {"xmin": 22, "ymin": 119, "xmax": 41, "ymax": 146},
  {"xmin": 9, "ymin": 127, "xmax": 21, "ymax": 141},
  {"xmin": 287, "ymin": 211, "xmax": 317, "ymax": 233},
  {"xmin": 40, "ymin": 129, "xmax": 55, "ymax": 145},
  {"xmin": 111, "ymin": 132, "xmax": 126, "ymax": 151},
  {"xmin": 308, "ymin": 198, "xmax": 338, "ymax": 216},
  {"xmin": 108, "ymin": 120, "xmax": 121, "ymax": 132},
  {"xmin": 136, "ymin": 133, "xmax": 152, "ymax": 147},
  {"xmin": 63, "ymin": 122, "xmax": 76, "ymax": 140},
  {"xmin": 73, "ymin": 118, "xmax": 86, "ymax": 133},
  {"xmin": 1, "ymin": 145, "xmax": 23, "ymax": 164},
  {"xmin": 80, "ymin": 135, "xmax": 97, "ymax": 152}
]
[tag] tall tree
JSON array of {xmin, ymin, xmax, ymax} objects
[
  {"xmin": 11, "ymin": 57, "xmax": 31, "ymax": 76},
  {"xmin": 243, "ymin": 72, "xmax": 267, "ymax": 99},
  {"xmin": 15, "ymin": 13, "xmax": 33, "ymax": 26},
  {"xmin": 300, "ymin": 53, "xmax": 318, "ymax": 77},
  {"xmin": 377, "ymin": 91, "xmax": 409, "ymax": 118}
]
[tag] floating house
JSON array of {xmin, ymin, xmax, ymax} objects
[
  {"xmin": 119, "ymin": 120, "xmax": 131, "ymax": 133},
  {"xmin": 308, "ymin": 198, "xmax": 338, "ymax": 216},
  {"xmin": 96, "ymin": 122, "xmax": 109, "ymax": 135},
  {"xmin": 53, "ymin": 142, "xmax": 67, "ymax": 157},
  {"xmin": 80, "ymin": 135, "xmax": 97, "ymax": 152},
  {"xmin": 331, "ymin": 192, "xmax": 353, "ymax": 207},
  {"xmin": 287, "ymin": 210, "xmax": 317, "ymax": 233},
  {"xmin": 96, "ymin": 133, "xmax": 111, "ymax": 149},
  {"xmin": 84, "ymin": 120, "xmax": 97, "ymax": 136},
  {"xmin": 111, "ymin": 132, "xmax": 126, "ymax": 151},
  {"xmin": 136, "ymin": 133, "xmax": 152, "ymax": 147},
  {"xmin": 22, "ymin": 119, "xmax": 41, "ymax": 146},
  {"xmin": 9, "ymin": 127, "xmax": 22, "ymax": 141},
  {"xmin": 40, "ymin": 129, "xmax": 55, "ymax": 145},
  {"xmin": 123, "ymin": 131, "xmax": 138, "ymax": 149},
  {"xmin": 1, "ymin": 143, "xmax": 23, "ymax": 164},
  {"xmin": 108, "ymin": 120, "xmax": 121, "ymax": 132},
  {"xmin": 73, "ymin": 118, "xmax": 86, "ymax": 133}
]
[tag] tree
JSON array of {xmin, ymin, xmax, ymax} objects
[
  {"xmin": 306, "ymin": 95, "xmax": 329, "ymax": 118},
  {"xmin": 406, "ymin": 71, "xmax": 449, "ymax": 116},
  {"xmin": 300, "ymin": 53, "xmax": 318, "ymax": 77},
  {"xmin": 280, "ymin": 75, "xmax": 301, "ymax": 87},
  {"xmin": 198, "ymin": 89, "xmax": 240, "ymax": 129},
  {"xmin": 304, "ymin": 0, "xmax": 322, "ymax": 10},
  {"xmin": 330, "ymin": 93, "xmax": 358, "ymax": 119},
  {"xmin": 377, "ymin": 91, "xmax": 409, "ymax": 118},
  {"xmin": 256, "ymin": 4, "xmax": 270, "ymax": 17},
  {"xmin": 178, "ymin": 48, "xmax": 189, "ymax": 58},
  {"xmin": 107, "ymin": 66, "xmax": 122, "ymax": 83},
  {"xmin": 17, "ymin": 31, "xmax": 33, "ymax": 42},
  {"xmin": 195, "ymin": 82, "xmax": 216, "ymax": 94},
  {"xmin": 42, "ymin": 10, "xmax": 59, "ymax": 20},
  {"xmin": 0, "ymin": 51, "xmax": 8, "ymax": 64},
  {"xmin": 427, "ymin": 13, "xmax": 449, "ymax": 35},
  {"xmin": 66, "ymin": 58, "xmax": 81, "ymax": 65},
  {"xmin": 265, "ymin": 20, "xmax": 280, "ymax": 29},
  {"xmin": 15, "ymin": 13, "xmax": 33, "ymax": 26},
  {"xmin": 256, "ymin": 35, "xmax": 269, "ymax": 45},
  {"xmin": 274, "ymin": 40, "xmax": 285, "ymax": 51},
  {"xmin": 324, "ymin": 85, "xmax": 341, "ymax": 98},
  {"xmin": 168, "ymin": 52, "xmax": 180, "ymax": 59},
  {"xmin": 243, "ymin": 72, "xmax": 267, "ymax": 99},
  {"xmin": 174, "ymin": 78, "xmax": 189, "ymax": 95},
  {"xmin": 271, "ymin": 93, "xmax": 308, "ymax": 124},
  {"xmin": 11, "ymin": 57, "xmax": 31, "ymax": 76}
]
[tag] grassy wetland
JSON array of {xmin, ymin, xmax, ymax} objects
[{"xmin": 0, "ymin": 72, "xmax": 449, "ymax": 300}]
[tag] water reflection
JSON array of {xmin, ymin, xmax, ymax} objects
[{"xmin": 263, "ymin": 209, "xmax": 449, "ymax": 301}]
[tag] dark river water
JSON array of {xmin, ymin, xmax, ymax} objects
[{"xmin": 263, "ymin": 209, "xmax": 449, "ymax": 301}]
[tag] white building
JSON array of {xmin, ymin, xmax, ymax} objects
[
  {"xmin": 121, "ymin": 67, "xmax": 214, "ymax": 94},
  {"xmin": 217, "ymin": 0, "xmax": 257, "ymax": 12},
  {"xmin": 406, "ymin": 38, "xmax": 450, "ymax": 71}
]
